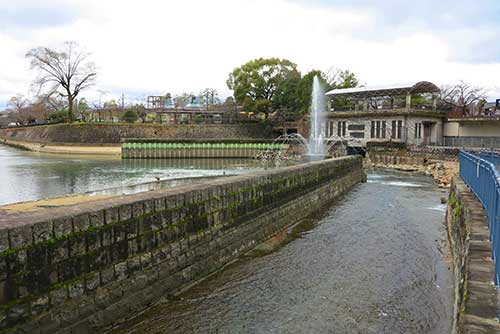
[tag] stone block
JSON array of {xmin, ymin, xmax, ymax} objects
[
  {"xmin": 48, "ymin": 239, "xmax": 69, "ymax": 264},
  {"xmin": 0, "ymin": 228, "xmax": 9, "ymax": 253},
  {"xmin": 52, "ymin": 217, "xmax": 73, "ymax": 239},
  {"xmin": 77, "ymin": 294, "xmax": 96, "ymax": 319},
  {"xmin": 99, "ymin": 266, "xmax": 115, "ymax": 285},
  {"xmin": 68, "ymin": 319, "xmax": 90, "ymax": 334},
  {"xmin": 31, "ymin": 293, "xmax": 49, "ymax": 316},
  {"xmin": 153, "ymin": 197, "xmax": 166, "ymax": 212},
  {"xmin": 119, "ymin": 205, "xmax": 132, "ymax": 221},
  {"xmin": 85, "ymin": 229, "xmax": 100, "ymax": 253},
  {"xmin": 127, "ymin": 239, "xmax": 138, "ymax": 256},
  {"xmin": 8, "ymin": 226, "xmax": 32, "ymax": 249},
  {"xmin": 85, "ymin": 272, "xmax": 100, "ymax": 291},
  {"xmin": 36, "ymin": 311, "xmax": 61, "ymax": 334},
  {"xmin": 127, "ymin": 256, "xmax": 141, "ymax": 275},
  {"xmin": 104, "ymin": 207, "xmax": 120, "ymax": 225},
  {"xmin": 159, "ymin": 211, "xmax": 172, "ymax": 229},
  {"xmin": 100, "ymin": 226, "xmax": 113, "ymax": 247},
  {"xmin": 49, "ymin": 286, "xmax": 68, "ymax": 306},
  {"xmin": 138, "ymin": 215, "xmax": 154, "ymax": 234},
  {"xmin": 72, "ymin": 214, "xmax": 90, "ymax": 233},
  {"xmin": 68, "ymin": 234, "xmax": 86, "ymax": 257},
  {"xmin": 89, "ymin": 210, "xmax": 105, "ymax": 228},
  {"xmin": 111, "ymin": 240, "xmax": 128, "ymax": 263},
  {"xmin": 125, "ymin": 219, "xmax": 138, "ymax": 239},
  {"xmin": 32, "ymin": 221, "xmax": 53, "ymax": 244},
  {"xmin": 132, "ymin": 202, "xmax": 144, "ymax": 218},
  {"xmin": 68, "ymin": 279, "xmax": 85, "ymax": 299},
  {"xmin": 114, "ymin": 261, "xmax": 128, "ymax": 281},
  {"xmin": 140, "ymin": 252, "xmax": 152, "ymax": 269},
  {"xmin": 112, "ymin": 223, "xmax": 128, "ymax": 243},
  {"xmin": 143, "ymin": 200, "xmax": 154, "ymax": 215}
]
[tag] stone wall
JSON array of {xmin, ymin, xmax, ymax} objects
[
  {"xmin": 0, "ymin": 123, "xmax": 274, "ymax": 145},
  {"xmin": 368, "ymin": 152, "xmax": 425, "ymax": 166},
  {"xmin": 0, "ymin": 156, "xmax": 365, "ymax": 334},
  {"xmin": 446, "ymin": 177, "xmax": 500, "ymax": 334}
]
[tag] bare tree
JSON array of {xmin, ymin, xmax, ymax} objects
[
  {"xmin": 26, "ymin": 41, "xmax": 97, "ymax": 122},
  {"xmin": 439, "ymin": 81, "xmax": 486, "ymax": 115},
  {"xmin": 6, "ymin": 95, "xmax": 29, "ymax": 114},
  {"xmin": 6, "ymin": 95, "xmax": 30, "ymax": 125}
]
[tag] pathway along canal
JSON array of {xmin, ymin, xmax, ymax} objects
[{"xmin": 112, "ymin": 170, "xmax": 452, "ymax": 334}]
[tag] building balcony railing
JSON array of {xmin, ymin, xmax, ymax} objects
[{"xmin": 324, "ymin": 107, "xmax": 446, "ymax": 118}]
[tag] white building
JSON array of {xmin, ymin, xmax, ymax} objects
[{"xmin": 324, "ymin": 81, "xmax": 444, "ymax": 146}]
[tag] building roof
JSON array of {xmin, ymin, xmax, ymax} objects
[{"xmin": 325, "ymin": 81, "xmax": 440, "ymax": 98}]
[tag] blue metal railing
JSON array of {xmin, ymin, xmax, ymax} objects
[
  {"xmin": 459, "ymin": 150, "xmax": 500, "ymax": 286},
  {"xmin": 480, "ymin": 151, "xmax": 500, "ymax": 170}
]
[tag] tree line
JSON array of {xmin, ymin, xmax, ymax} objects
[
  {"xmin": 227, "ymin": 58, "xmax": 359, "ymax": 117},
  {"xmin": 1, "ymin": 41, "xmax": 493, "ymax": 127}
]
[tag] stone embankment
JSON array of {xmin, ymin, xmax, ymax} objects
[
  {"xmin": 0, "ymin": 123, "xmax": 274, "ymax": 154},
  {"xmin": 0, "ymin": 156, "xmax": 365, "ymax": 334},
  {"xmin": 368, "ymin": 152, "xmax": 458, "ymax": 188},
  {"xmin": 446, "ymin": 177, "xmax": 500, "ymax": 334},
  {"xmin": 0, "ymin": 138, "xmax": 121, "ymax": 155}
]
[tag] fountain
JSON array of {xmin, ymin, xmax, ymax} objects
[
  {"xmin": 255, "ymin": 75, "xmax": 359, "ymax": 161},
  {"xmin": 305, "ymin": 75, "xmax": 328, "ymax": 160}
]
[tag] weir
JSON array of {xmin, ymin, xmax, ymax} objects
[
  {"xmin": 0, "ymin": 156, "xmax": 365, "ymax": 334},
  {"xmin": 121, "ymin": 139, "xmax": 285, "ymax": 159}
]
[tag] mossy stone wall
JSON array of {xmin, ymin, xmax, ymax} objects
[
  {"xmin": 0, "ymin": 123, "xmax": 274, "ymax": 145},
  {"xmin": 0, "ymin": 156, "xmax": 364, "ymax": 334}
]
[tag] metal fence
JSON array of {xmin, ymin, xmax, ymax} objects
[
  {"xmin": 459, "ymin": 151, "xmax": 500, "ymax": 286},
  {"xmin": 480, "ymin": 151, "xmax": 500, "ymax": 170},
  {"xmin": 444, "ymin": 136, "xmax": 500, "ymax": 148}
]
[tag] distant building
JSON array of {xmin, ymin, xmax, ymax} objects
[
  {"xmin": 146, "ymin": 96, "xmax": 175, "ymax": 109},
  {"xmin": 324, "ymin": 81, "xmax": 443, "ymax": 146},
  {"xmin": 444, "ymin": 115, "xmax": 500, "ymax": 148},
  {"xmin": 482, "ymin": 100, "xmax": 500, "ymax": 115},
  {"xmin": 0, "ymin": 111, "xmax": 14, "ymax": 128}
]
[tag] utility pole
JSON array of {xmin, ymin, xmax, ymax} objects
[{"xmin": 121, "ymin": 93, "xmax": 125, "ymax": 109}]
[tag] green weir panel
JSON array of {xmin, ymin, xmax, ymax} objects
[{"xmin": 121, "ymin": 142, "xmax": 284, "ymax": 159}]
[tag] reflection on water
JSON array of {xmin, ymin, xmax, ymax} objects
[
  {"xmin": 113, "ymin": 170, "xmax": 452, "ymax": 334},
  {"xmin": 0, "ymin": 144, "xmax": 281, "ymax": 205}
]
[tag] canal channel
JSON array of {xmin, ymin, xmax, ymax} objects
[
  {"xmin": 0, "ymin": 144, "xmax": 452, "ymax": 333},
  {"xmin": 111, "ymin": 170, "xmax": 452, "ymax": 334}
]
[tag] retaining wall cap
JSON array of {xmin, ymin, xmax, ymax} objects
[{"xmin": 0, "ymin": 156, "xmax": 360, "ymax": 230}]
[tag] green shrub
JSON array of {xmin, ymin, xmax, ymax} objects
[
  {"xmin": 121, "ymin": 109, "xmax": 139, "ymax": 123},
  {"xmin": 48, "ymin": 110, "xmax": 69, "ymax": 122}
]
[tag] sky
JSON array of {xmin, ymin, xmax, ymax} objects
[{"xmin": 1, "ymin": 0, "xmax": 499, "ymax": 110}]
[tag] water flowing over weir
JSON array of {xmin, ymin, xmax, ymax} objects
[{"xmin": 113, "ymin": 170, "xmax": 452, "ymax": 334}]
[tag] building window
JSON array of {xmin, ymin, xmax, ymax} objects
[
  {"xmin": 348, "ymin": 124, "xmax": 365, "ymax": 131},
  {"xmin": 397, "ymin": 120, "xmax": 402, "ymax": 139},
  {"xmin": 329, "ymin": 121, "xmax": 334, "ymax": 137},
  {"xmin": 337, "ymin": 121, "xmax": 346, "ymax": 137},
  {"xmin": 350, "ymin": 132, "xmax": 364, "ymax": 138},
  {"xmin": 382, "ymin": 121, "xmax": 386, "ymax": 138},
  {"xmin": 376, "ymin": 120, "xmax": 381, "ymax": 138},
  {"xmin": 371, "ymin": 121, "xmax": 375, "ymax": 138},
  {"xmin": 391, "ymin": 120, "xmax": 396, "ymax": 139},
  {"xmin": 415, "ymin": 123, "xmax": 422, "ymax": 139}
]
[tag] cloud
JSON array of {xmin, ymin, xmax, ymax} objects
[
  {"xmin": 0, "ymin": 0, "xmax": 499, "ymax": 110},
  {"xmin": 0, "ymin": 0, "xmax": 81, "ymax": 31},
  {"xmin": 291, "ymin": 0, "xmax": 500, "ymax": 63}
]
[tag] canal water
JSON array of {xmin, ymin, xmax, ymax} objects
[
  {"xmin": 0, "ymin": 144, "xmax": 276, "ymax": 206},
  {"xmin": 112, "ymin": 170, "xmax": 452, "ymax": 334}
]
